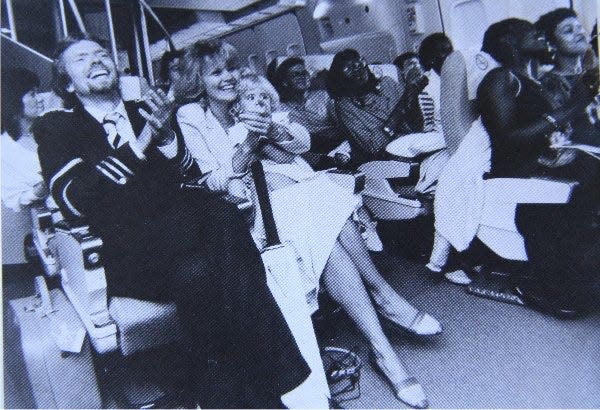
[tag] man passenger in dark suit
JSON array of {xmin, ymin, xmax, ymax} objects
[{"xmin": 33, "ymin": 34, "xmax": 309, "ymax": 408}]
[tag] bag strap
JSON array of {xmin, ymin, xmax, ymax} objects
[{"xmin": 251, "ymin": 161, "xmax": 281, "ymax": 247}]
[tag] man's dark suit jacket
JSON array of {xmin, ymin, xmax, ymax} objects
[{"xmin": 34, "ymin": 100, "xmax": 204, "ymax": 295}]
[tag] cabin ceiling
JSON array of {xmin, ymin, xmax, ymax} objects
[
  {"xmin": 145, "ymin": 0, "xmax": 264, "ymax": 12},
  {"xmin": 149, "ymin": 0, "xmax": 307, "ymax": 59}
]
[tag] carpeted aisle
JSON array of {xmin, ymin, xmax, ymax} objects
[{"xmin": 328, "ymin": 254, "xmax": 600, "ymax": 409}]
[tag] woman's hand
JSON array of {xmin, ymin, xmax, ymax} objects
[
  {"xmin": 549, "ymin": 130, "xmax": 571, "ymax": 147},
  {"xmin": 546, "ymin": 131, "xmax": 576, "ymax": 167},
  {"xmin": 205, "ymin": 168, "xmax": 230, "ymax": 193},
  {"xmin": 238, "ymin": 111, "xmax": 272, "ymax": 135}
]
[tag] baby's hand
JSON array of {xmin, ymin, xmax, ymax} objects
[
  {"xmin": 239, "ymin": 111, "xmax": 272, "ymax": 135},
  {"xmin": 227, "ymin": 178, "xmax": 248, "ymax": 200},
  {"xmin": 206, "ymin": 168, "xmax": 230, "ymax": 193}
]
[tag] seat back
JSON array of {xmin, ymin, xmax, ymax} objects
[
  {"xmin": 1, "ymin": 202, "xmax": 33, "ymax": 265},
  {"xmin": 476, "ymin": 178, "xmax": 577, "ymax": 261}
]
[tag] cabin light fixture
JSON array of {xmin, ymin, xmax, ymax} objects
[{"xmin": 313, "ymin": 0, "xmax": 373, "ymax": 19}]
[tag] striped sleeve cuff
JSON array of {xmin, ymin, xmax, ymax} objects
[{"xmin": 93, "ymin": 144, "xmax": 145, "ymax": 186}]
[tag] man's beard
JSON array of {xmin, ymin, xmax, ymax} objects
[{"xmin": 90, "ymin": 75, "xmax": 120, "ymax": 95}]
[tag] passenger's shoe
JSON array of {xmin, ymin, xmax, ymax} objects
[
  {"xmin": 444, "ymin": 269, "xmax": 472, "ymax": 285},
  {"xmin": 514, "ymin": 286, "xmax": 587, "ymax": 320},
  {"xmin": 425, "ymin": 262, "xmax": 443, "ymax": 273},
  {"xmin": 369, "ymin": 352, "xmax": 428, "ymax": 409},
  {"xmin": 379, "ymin": 309, "xmax": 442, "ymax": 337}
]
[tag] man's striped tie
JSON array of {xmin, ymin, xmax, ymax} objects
[{"xmin": 103, "ymin": 112, "xmax": 122, "ymax": 149}]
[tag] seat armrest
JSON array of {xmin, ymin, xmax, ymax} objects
[
  {"xmin": 484, "ymin": 177, "xmax": 577, "ymax": 204},
  {"xmin": 31, "ymin": 204, "xmax": 54, "ymax": 233},
  {"xmin": 54, "ymin": 219, "xmax": 93, "ymax": 235},
  {"xmin": 326, "ymin": 169, "xmax": 365, "ymax": 194},
  {"xmin": 358, "ymin": 160, "xmax": 413, "ymax": 179},
  {"xmin": 54, "ymin": 226, "xmax": 117, "ymax": 354},
  {"xmin": 29, "ymin": 205, "xmax": 60, "ymax": 277}
]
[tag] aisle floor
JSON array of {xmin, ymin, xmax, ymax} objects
[{"xmin": 327, "ymin": 253, "xmax": 600, "ymax": 409}]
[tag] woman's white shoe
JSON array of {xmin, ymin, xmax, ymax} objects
[{"xmin": 444, "ymin": 269, "xmax": 472, "ymax": 285}]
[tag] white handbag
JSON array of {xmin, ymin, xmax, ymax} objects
[{"xmin": 251, "ymin": 161, "xmax": 330, "ymax": 408}]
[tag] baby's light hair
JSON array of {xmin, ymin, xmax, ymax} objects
[{"xmin": 235, "ymin": 73, "xmax": 281, "ymax": 112}]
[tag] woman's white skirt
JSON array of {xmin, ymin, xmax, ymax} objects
[
  {"xmin": 255, "ymin": 173, "xmax": 359, "ymax": 310},
  {"xmin": 434, "ymin": 118, "xmax": 491, "ymax": 251}
]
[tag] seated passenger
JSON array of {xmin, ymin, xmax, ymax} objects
[
  {"xmin": 536, "ymin": 8, "xmax": 599, "ymax": 146},
  {"xmin": 326, "ymin": 49, "xmax": 401, "ymax": 165},
  {"xmin": 477, "ymin": 19, "xmax": 600, "ymax": 318},
  {"xmin": 426, "ymin": 38, "xmax": 500, "ymax": 284},
  {"xmin": 228, "ymin": 74, "xmax": 313, "ymax": 192},
  {"xmin": 175, "ymin": 40, "xmax": 442, "ymax": 409},
  {"xmin": 388, "ymin": 50, "xmax": 450, "ymax": 196},
  {"xmin": 33, "ymin": 34, "xmax": 313, "ymax": 408},
  {"xmin": 1, "ymin": 68, "xmax": 48, "ymax": 212},
  {"xmin": 327, "ymin": 48, "xmax": 448, "ymax": 196},
  {"xmin": 272, "ymin": 57, "xmax": 345, "ymax": 168}
]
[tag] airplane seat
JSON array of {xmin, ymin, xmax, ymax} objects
[
  {"xmin": 50, "ymin": 218, "xmax": 183, "ymax": 356},
  {"xmin": 39, "ymin": 168, "xmax": 361, "ymax": 357},
  {"xmin": 358, "ymin": 159, "xmax": 425, "ymax": 220},
  {"xmin": 357, "ymin": 132, "xmax": 440, "ymax": 221},
  {"xmin": 476, "ymin": 177, "xmax": 577, "ymax": 261}
]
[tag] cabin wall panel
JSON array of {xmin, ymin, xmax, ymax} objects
[
  {"xmin": 254, "ymin": 13, "xmax": 307, "ymax": 62},
  {"xmin": 438, "ymin": 0, "xmax": 571, "ymax": 51},
  {"xmin": 223, "ymin": 28, "xmax": 264, "ymax": 70},
  {"xmin": 223, "ymin": 13, "xmax": 306, "ymax": 74},
  {"xmin": 377, "ymin": 0, "xmax": 444, "ymax": 55},
  {"xmin": 572, "ymin": 0, "xmax": 598, "ymax": 33},
  {"xmin": 295, "ymin": 6, "xmax": 324, "ymax": 55},
  {"xmin": 1, "ymin": 36, "xmax": 53, "ymax": 88}
]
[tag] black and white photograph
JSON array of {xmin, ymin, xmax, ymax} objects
[{"xmin": 1, "ymin": 0, "xmax": 599, "ymax": 408}]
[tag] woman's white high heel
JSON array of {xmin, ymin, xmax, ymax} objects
[{"xmin": 369, "ymin": 351, "xmax": 429, "ymax": 409}]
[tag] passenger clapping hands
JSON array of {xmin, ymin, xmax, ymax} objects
[{"xmin": 137, "ymin": 88, "xmax": 176, "ymax": 149}]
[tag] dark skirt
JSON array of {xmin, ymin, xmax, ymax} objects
[{"xmin": 516, "ymin": 155, "xmax": 600, "ymax": 311}]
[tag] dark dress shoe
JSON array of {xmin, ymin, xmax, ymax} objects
[{"xmin": 514, "ymin": 286, "xmax": 587, "ymax": 319}]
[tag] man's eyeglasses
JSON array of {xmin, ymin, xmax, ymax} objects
[
  {"xmin": 288, "ymin": 69, "xmax": 310, "ymax": 78},
  {"xmin": 342, "ymin": 58, "xmax": 368, "ymax": 75}
]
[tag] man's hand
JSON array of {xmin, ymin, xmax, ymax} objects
[{"xmin": 138, "ymin": 88, "xmax": 175, "ymax": 143}]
